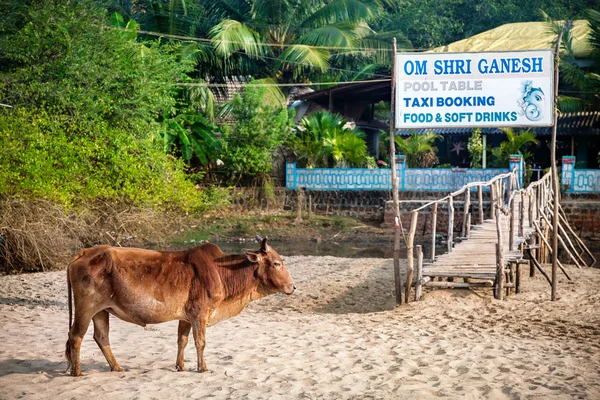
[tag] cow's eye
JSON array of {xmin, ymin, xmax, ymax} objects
[{"xmin": 273, "ymin": 261, "xmax": 282, "ymax": 268}]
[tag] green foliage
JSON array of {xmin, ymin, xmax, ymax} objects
[
  {"xmin": 468, "ymin": 129, "xmax": 483, "ymax": 168},
  {"xmin": 491, "ymin": 128, "xmax": 538, "ymax": 168},
  {"xmin": 395, "ymin": 132, "xmax": 442, "ymax": 168},
  {"xmin": 160, "ymin": 113, "xmax": 220, "ymax": 164},
  {"xmin": 544, "ymin": 9, "xmax": 600, "ymax": 112},
  {"xmin": 0, "ymin": 108, "xmax": 210, "ymax": 209},
  {"xmin": 218, "ymin": 85, "xmax": 295, "ymax": 185},
  {"xmin": 291, "ymin": 111, "xmax": 369, "ymax": 168},
  {"xmin": 0, "ymin": 0, "xmax": 216, "ymax": 210}
]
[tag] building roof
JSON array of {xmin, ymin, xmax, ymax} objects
[{"xmin": 430, "ymin": 20, "xmax": 592, "ymax": 58}]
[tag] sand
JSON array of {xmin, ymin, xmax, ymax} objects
[{"xmin": 1, "ymin": 256, "xmax": 599, "ymax": 399}]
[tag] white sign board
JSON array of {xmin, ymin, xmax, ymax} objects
[{"xmin": 395, "ymin": 50, "xmax": 554, "ymax": 129}]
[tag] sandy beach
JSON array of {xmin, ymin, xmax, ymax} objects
[{"xmin": 1, "ymin": 255, "xmax": 599, "ymax": 399}]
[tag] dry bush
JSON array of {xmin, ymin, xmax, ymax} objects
[{"xmin": 0, "ymin": 197, "xmax": 187, "ymax": 273}]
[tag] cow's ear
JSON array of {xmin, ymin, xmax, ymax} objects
[{"xmin": 244, "ymin": 251, "xmax": 262, "ymax": 263}]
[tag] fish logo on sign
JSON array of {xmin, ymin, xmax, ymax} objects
[{"xmin": 518, "ymin": 80, "xmax": 546, "ymax": 122}]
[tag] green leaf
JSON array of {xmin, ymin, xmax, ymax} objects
[
  {"xmin": 110, "ymin": 12, "xmax": 125, "ymax": 28},
  {"xmin": 278, "ymin": 44, "xmax": 329, "ymax": 73},
  {"xmin": 209, "ymin": 19, "xmax": 265, "ymax": 58}
]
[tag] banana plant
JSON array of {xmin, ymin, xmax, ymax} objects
[{"xmin": 160, "ymin": 113, "xmax": 220, "ymax": 165}]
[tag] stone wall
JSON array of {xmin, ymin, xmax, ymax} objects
[{"xmin": 561, "ymin": 193, "xmax": 600, "ymax": 242}]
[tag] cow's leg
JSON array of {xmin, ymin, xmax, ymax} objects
[
  {"xmin": 176, "ymin": 320, "xmax": 192, "ymax": 371},
  {"xmin": 191, "ymin": 317, "xmax": 209, "ymax": 372},
  {"xmin": 92, "ymin": 310, "xmax": 124, "ymax": 372},
  {"xmin": 67, "ymin": 310, "xmax": 95, "ymax": 377}
]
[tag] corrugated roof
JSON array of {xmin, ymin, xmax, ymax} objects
[{"xmin": 430, "ymin": 20, "xmax": 592, "ymax": 58}]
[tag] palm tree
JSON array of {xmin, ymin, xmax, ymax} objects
[
  {"xmin": 544, "ymin": 9, "xmax": 600, "ymax": 112},
  {"xmin": 205, "ymin": 0, "xmax": 410, "ymax": 83},
  {"xmin": 394, "ymin": 132, "xmax": 442, "ymax": 168},
  {"xmin": 491, "ymin": 128, "xmax": 538, "ymax": 167}
]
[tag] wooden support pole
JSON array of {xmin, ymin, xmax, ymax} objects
[
  {"xmin": 307, "ymin": 193, "xmax": 312, "ymax": 218},
  {"xmin": 533, "ymin": 221, "xmax": 572, "ymax": 281},
  {"xmin": 558, "ymin": 204, "xmax": 596, "ymax": 266},
  {"xmin": 490, "ymin": 183, "xmax": 496, "ymax": 220},
  {"xmin": 447, "ymin": 196, "xmax": 454, "ymax": 253},
  {"xmin": 551, "ymin": 29, "xmax": 561, "ymax": 303},
  {"xmin": 431, "ymin": 202, "xmax": 438, "ymax": 261},
  {"xmin": 461, "ymin": 189, "xmax": 470, "ymax": 238},
  {"xmin": 519, "ymin": 191, "xmax": 525, "ymax": 237},
  {"xmin": 389, "ymin": 38, "xmax": 402, "ymax": 305},
  {"xmin": 528, "ymin": 236, "xmax": 537, "ymax": 277},
  {"xmin": 495, "ymin": 242, "xmax": 504, "ymax": 300},
  {"xmin": 527, "ymin": 249, "xmax": 552, "ymax": 286},
  {"xmin": 405, "ymin": 211, "xmax": 418, "ymax": 304},
  {"xmin": 415, "ymin": 245, "xmax": 423, "ymax": 301},
  {"xmin": 466, "ymin": 213, "xmax": 471, "ymax": 238},
  {"xmin": 540, "ymin": 211, "xmax": 582, "ymax": 268},
  {"xmin": 516, "ymin": 262, "xmax": 522, "ymax": 294},
  {"xmin": 294, "ymin": 188, "xmax": 304, "ymax": 224},
  {"xmin": 478, "ymin": 185, "xmax": 484, "ymax": 224},
  {"xmin": 528, "ymin": 189, "xmax": 534, "ymax": 228},
  {"xmin": 509, "ymin": 198, "xmax": 515, "ymax": 251}
]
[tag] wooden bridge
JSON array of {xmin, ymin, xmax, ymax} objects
[{"xmin": 398, "ymin": 169, "xmax": 596, "ymax": 303}]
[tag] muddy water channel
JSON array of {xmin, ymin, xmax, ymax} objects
[{"xmin": 184, "ymin": 238, "xmax": 446, "ymax": 259}]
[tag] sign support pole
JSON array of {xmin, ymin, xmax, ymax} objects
[
  {"xmin": 389, "ymin": 38, "xmax": 402, "ymax": 305},
  {"xmin": 551, "ymin": 30, "xmax": 563, "ymax": 301}
]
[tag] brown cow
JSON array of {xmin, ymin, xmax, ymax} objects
[{"xmin": 65, "ymin": 235, "xmax": 295, "ymax": 376}]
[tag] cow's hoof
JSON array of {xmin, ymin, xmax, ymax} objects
[
  {"xmin": 176, "ymin": 365, "xmax": 186, "ymax": 372},
  {"xmin": 198, "ymin": 367, "xmax": 209, "ymax": 373},
  {"xmin": 70, "ymin": 370, "xmax": 83, "ymax": 377},
  {"xmin": 111, "ymin": 366, "xmax": 124, "ymax": 372}
]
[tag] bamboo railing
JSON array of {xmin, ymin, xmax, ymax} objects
[{"xmin": 402, "ymin": 168, "xmax": 595, "ymax": 304}]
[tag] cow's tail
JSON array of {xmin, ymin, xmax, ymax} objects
[{"xmin": 65, "ymin": 252, "xmax": 79, "ymax": 373}]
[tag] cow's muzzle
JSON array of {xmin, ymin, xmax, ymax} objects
[{"xmin": 284, "ymin": 284, "xmax": 296, "ymax": 295}]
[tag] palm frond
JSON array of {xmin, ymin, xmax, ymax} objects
[
  {"xmin": 277, "ymin": 44, "xmax": 330, "ymax": 73},
  {"xmin": 247, "ymin": 78, "xmax": 286, "ymax": 106},
  {"xmin": 209, "ymin": 19, "xmax": 265, "ymax": 58},
  {"xmin": 296, "ymin": 22, "xmax": 361, "ymax": 49},
  {"xmin": 557, "ymin": 95, "xmax": 586, "ymax": 113},
  {"xmin": 300, "ymin": 0, "xmax": 378, "ymax": 29}
]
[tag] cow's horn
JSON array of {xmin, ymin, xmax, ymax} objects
[
  {"xmin": 255, "ymin": 234, "xmax": 263, "ymax": 244},
  {"xmin": 261, "ymin": 236, "xmax": 270, "ymax": 252}
]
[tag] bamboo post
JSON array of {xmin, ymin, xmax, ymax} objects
[
  {"xmin": 461, "ymin": 189, "xmax": 470, "ymax": 238},
  {"xmin": 558, "ymin": 204, "xmax": 596, "ymax": 266},
  {"xmin": 490, "ymin": 183, "xmax": 496, "ymax": 220},
  {"xmin": 528, "ymin": 249, "xmax": 552, "ymax": 286},
  {"xmin": 405, "ymin": 211, "xmax": 418, "ymax": 303},
  {"xmin": 533, "ymin": 221, "xmax": 572, "ymax": 281},
  {"xmin": 495, "ymin": 242, "xmax": 504, "ymax": 300},
  {"xmin": 389, "ymin": 38, "xmax": 402, "ymax": 305},
  {"xmin": 519, "ymin": 191, "xmax": 525, "ymax": 237},
  {"xmin": 509, "ymin": 198, "xmax": 515, "ymax": 251},
  {"xmin": 431, "ymin": 202, "xmax": 438, "ymax": 261},
  {"xmin": 447, "ymin": 196, "xmax": 454, "ymax": 253},
  {"xmin": 528, "ymin": 236, "xmax": 537, "ymax": 277},
  {"xmin": 515, "ymin": 262, "xmax": 522, "ymax": 294},
  {"xmin": 495, "ymin": 205, "xmax": 504, "ymax": 300},
  {"xmin": 551, "ymin": 28, "xmax": 561, "ymax": 303},
  {"xmin": 415, "ymin": 245, "xmax": 423, "ymax": 301},
  {"xmin": 506, "ymin": 262, "xmax": 515, "ymax": 297},
  {"xmin": 294, "ymin": 188, "xmax": 304, "ymax": 224},
  {"xmin": 540, "ymin": 211, "xmax": 582, "ymax": 269},
  {"xmin": 307, "ymin": 193, "xmax": 312, "ymax": 219},
  {"xmin": 478, "ymin": 185, "xmax": 484, "ymax": 224},
  {"xmin": 528, "ymin": 189, "xmax": 534, "ymax": 228},
  {"xmin": 466, "ymin": 213, "xmax": 471, "ymax": 238}
]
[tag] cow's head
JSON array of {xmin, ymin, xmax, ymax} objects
[{"xmin": 245, "ymin": 235, "xmax": 295, "ymax": 295}]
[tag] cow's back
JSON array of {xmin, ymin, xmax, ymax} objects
[{"xmin": 69, "ymin": 246, "xmax": 199, "ymax": 325}]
